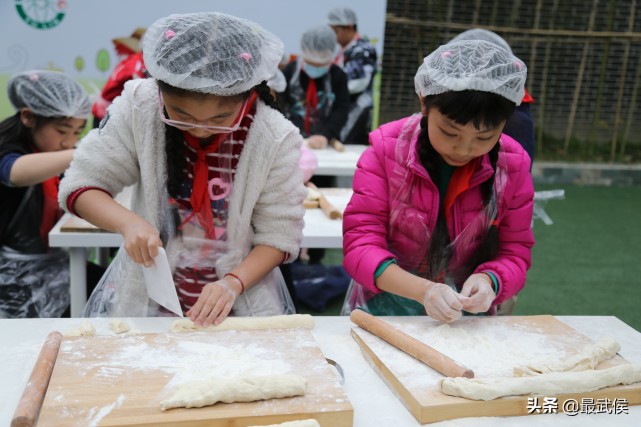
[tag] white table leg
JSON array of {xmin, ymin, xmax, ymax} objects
[
  {"xmin": 69, "ymin": 247, "xmax": 87, "ymax": 317},
  {"xmin": 96, "ymin": 247, "xmax": 109, "ymax": 267}
]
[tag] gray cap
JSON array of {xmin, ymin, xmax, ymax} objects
[
  {"xmin": 301, "ymin": 24, "xmax": 338, "ymax": 64},
  {"xmin": 328, "ymin": 7, "xmax": 357, "ymax": 26},
  {"xmin": 143, "ymin": 12, "xmax": 284, "ymax": 95},
  {"xmin": 8, "ymin": 70, "xmax": 91, "ymax": 118}
]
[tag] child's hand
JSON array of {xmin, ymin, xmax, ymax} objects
[
  {"xmin": 306, "ymin": 135, "xmax": 328, "ymax": 149},
  {"xmin": 187, "ymin": 276, "xmax": 243, "ymax": 327},
  {"xmin": 422, "ymin": 282, "xmax": 466, "ymax": 323},
  {"xmin": 120, "ymin": 220, "xmax": 162, "ymax": 267},
  {"xmin": 460, "ymin": 273, "xmax": 496, "ymax": 313}
]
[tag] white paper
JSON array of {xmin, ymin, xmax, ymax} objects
[{"xmin": 142, "ymin": 248, "xmax": 183, "ymax": 317}]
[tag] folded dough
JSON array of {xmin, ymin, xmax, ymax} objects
[
  {"xmin": 160, "ymin": 374, "xmax": 307, "ymax": 410},
  {"xmin": 513, "ymin": 336, "xmax": 621, "ymax": 376},
  {"xmin": 440, "ymin": 363, "xmax": 641, "ymax": 401},
  {"xmin": 170, "ymin": 314, "xmax": 315, "ymax": 332}
]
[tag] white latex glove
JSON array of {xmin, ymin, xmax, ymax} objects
[
  {"xmin": 187, "ymin": 275, "xmax": 242, "ymax": 327},
  {"xmin": 423, "ymin": 282, "xmax": 466, "ymax": 323},
  {"xmin": 306, "ymin": 134, "xmax": 328, "ymax": 149},
  {"xmin": 460, "ymin": 273, "xmax": 496, "ymax": 313}
]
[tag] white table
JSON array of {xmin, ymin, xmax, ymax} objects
[
  {"xmin": 0, "ymin": 316, "xmax": 639, "ymax": 427},
  {"xmin": 313, "ymin": 144, "xmax": 367, "ymax": 176},
  {"xmin": 49, "ymin": 208, "xmax": 343, "ymax": 317}
]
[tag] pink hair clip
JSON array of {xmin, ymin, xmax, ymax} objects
[
  {"xmin": 164, "ymin": 29, "xmax": 176, "ymax": 39},
  {"xmin": 29, "ymin": 73, "xmax": 39, "ymax": 82},
  {"xmin": 441, "ymin": 51, "xmax": 452, "ymax": 59},
  {"xmin": 240, "ymin": 52, "xmax": 253, "ymax": 62},
  {"xmin": 513, "ymin": 60, "xmax": 523, "ymax": 70}
]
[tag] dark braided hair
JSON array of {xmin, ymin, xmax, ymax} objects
[
  {"xmin": 158, "ymin": 80, "xmax": 283, "ymax": 199},
  {"xmin": 418, "ymin": 90, "xmax": 514, "ymax": 286}
]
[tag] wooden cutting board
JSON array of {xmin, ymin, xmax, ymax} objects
[
  {"xmin": 351, "ymin": 315, "xmax": 641, "ymax": 424},
  {"xmin": 39, "ymin": 328, "xmax": 353, "ymax": 426}
]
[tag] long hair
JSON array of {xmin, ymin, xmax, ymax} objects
[
  {"xmin": 418, "ymin": 90, "xmax": 515, "ymax": 285},
  {"xmin": 0, "ymin": 112, "xmax": 60, "ymax": 149},
  {"xmin": 159, "ymin": 80, "xmax": 281, "ymax": 199}
]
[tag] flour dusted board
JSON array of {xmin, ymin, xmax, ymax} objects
[
  {"xmin": 39, "ymin": 328, "xmax": 352, "ymax": 426},
  {"xmin": 351, "ymin": 315, "xmax": 641, "ymax": 424}
]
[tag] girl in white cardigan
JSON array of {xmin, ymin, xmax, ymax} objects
[{"xmin": 59, "ymin": 12, "xmax": 306, "ymax": 325}]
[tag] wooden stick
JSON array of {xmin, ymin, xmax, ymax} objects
[
  {"xmin": 329, "ymin": 139, "xmax": 345, "ymax": 152},
  {"xmin": 11, "ymin": 331, "xmax": 63, "ymax": 427},
  {"xmin": 318, "ymin": 193, "xmax": 342, "ymax": 219},
  {"xmin": 350, "ymin": 310, "xmax": 474, "ymax": 378}
]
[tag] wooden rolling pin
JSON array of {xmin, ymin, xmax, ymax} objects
[
  {"xmin": 329, "ymin": 138, "xmax": 345, "ymax": 152},
  {"xmin": 11, "ymin": 331, "xmax": 63, "ymax": 427},
  {"xmin": 350, "ymin": 309, "xmax": 474, "ymax": 378}
]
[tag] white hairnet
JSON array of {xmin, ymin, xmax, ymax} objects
[
  {"xmin": 327, "ymin": 7, "xmax": 357, "ymax": 26},
  {"xmin": 267, "ymin": 69, "xmax": 287, "ymax": 93},
  {"xmin": 143, "ymin": 12, "xmax": 284, "ymax": 95},
  {"xmin": 7, "ymin": 70, "xmax": 91, "ymax": 119},
  {"xmin": 300, "ymin": 24, "xmax": 338, "ymax": 64},
  {"xmin": 414, "ymin": 40, "xmax": 526, "ymax": 105},
  {"xmin": 450, "ymin": 29, "xmax": 512, "ymax": 53}
]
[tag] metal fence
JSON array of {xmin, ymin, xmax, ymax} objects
[{"xmin": 380, "ymin": 0, "xmax": 641, "ymax": 161}]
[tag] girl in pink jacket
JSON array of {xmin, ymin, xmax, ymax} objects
[{"xmin": 342, "ymin": 40, "xmax": 535, "ymax": 321}]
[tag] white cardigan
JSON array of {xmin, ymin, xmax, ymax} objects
[{"xmin": 59, "ymin": 79, "xmax": 306, "ymax": 316}]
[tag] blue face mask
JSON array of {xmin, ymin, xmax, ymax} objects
[{"xmin": 303, "ymin": 63, "xmax": 330, "ymax": 79}]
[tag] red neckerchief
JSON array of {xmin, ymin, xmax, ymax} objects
[
  {"xmin": 40, "ymin": 175, "xmax": 61, "ymax": 245},
  {"xmin": 179, "ymin": 92, "xmax": 257, "ymax": 239},
  {"xmin": 304, "ymin": 78, "xmax": 318, "ymax": 135},
  {"xmin": 522, "ymin": 88, "xmax": 535, "ymax": 104},
  {"xmin": 443, "ymin": 158, "xmax": 480, "ymax": 224},
  {"xmin": 29, "ymin": 145, "xmax": 63, "ymax": 245}
]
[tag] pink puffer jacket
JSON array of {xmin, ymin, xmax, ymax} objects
[{"xmin": 343, "ymin": 115, "xmax": 535, "ymax": 306}]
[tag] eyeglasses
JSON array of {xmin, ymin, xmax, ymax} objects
[{"xmin": 158, "ymin": 91, "xmax": 248, "ymax": 134}]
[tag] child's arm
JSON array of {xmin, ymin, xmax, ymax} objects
[
  {"xmin": 9, "ymin": 150, "xmax": 74, "ymax": 186},
  {"xmin": 187, "ymin": 245, "xmax": 285, "ymax": 327},
  {"xmin": 73, "ymin": 189, "xmax": 161, "ymax": 267},
  {"xmin": 473, "ymin": 152, "xmax": 535, "ymax": 305}
]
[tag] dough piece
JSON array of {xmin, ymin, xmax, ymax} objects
[
  {"xmin": 63, "ymin": 320, "xmax": 96, "ymax": 337},
  {"xmin": 170, "ymin": 314, "xmax": 315, "ymax": 332},
  {"xmin": 249, "ymin": 420, "xmax": 320, "ymax": 427},
  {"xmin": 440, "ymin": 363, "xmax": 641, "ymax": 401},
  {"xmin": 108, "ymin": 319, "xmax": 130, "ymax": 334},
  {"xmin": 513, "ymin": 336, "xmax": 620, "ymax": 376},
  {"xmin": 160, "ymin": 374, "xmax": 307, "ymax": 410}
]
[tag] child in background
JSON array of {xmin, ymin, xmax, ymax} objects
[
  {"xmin": 282, "ymin": 24, "xmax": 349, "ymax": 150},
  {"xmin": 450, "ymin": 29, "xmax": 536, "ymax": 163},
  {"xmin": 342, "ymin": 40, "xmax": 535, "ymax": 320},
  {"xmin": 59, "ymin": 12, "xmax": 307, "ymax": 325},
  {"xmin": 91, "ymin": 27, "xmax": 147, "ymax": 128},
  {"xmin": 0, "ymin": 70, "xmax": 96, "ymax": 318},
  {"xmin": 327, "ymin": 7, "xmax": 378, "ymax": 145}
]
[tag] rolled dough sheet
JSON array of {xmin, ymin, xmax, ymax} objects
[
  {"xmin": 170, "ymin": 314, "xmax": 315, "ymax": 332},
  {"xmin": 514, "ymin": 336, "xmax": 620, "ymax": 376},
  {"xmin": 440, "ymin": 363, "xmax": 641, "ymax": 401},
  {"xmin": 249, "ymin": 420, "xmax": 320, "ymax": 427},
  {"xmin": 160, "ymin": 374, "xmax": 307, "ymax": 410}
]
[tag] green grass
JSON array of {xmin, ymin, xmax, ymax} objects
[
  {"xmin": 299, "ymin": 184, "xmax": 641, "ymax": 332},
  {"xmin": 515, "ymin": 184, "xmax": 641, "ymax": 332}
]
